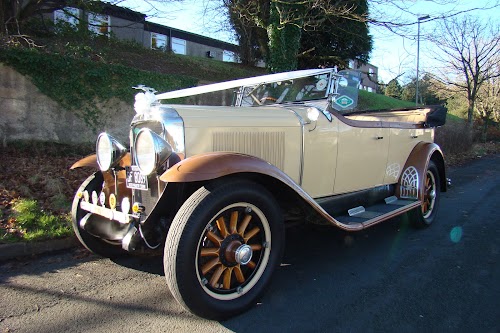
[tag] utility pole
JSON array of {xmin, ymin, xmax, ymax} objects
[{"xmin": 416, "ymin": 15, "xmax": 430, "ymax": 106}]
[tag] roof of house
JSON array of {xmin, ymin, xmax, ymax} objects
[{"xmin": 145, "ymin": 21, "xmax": 238, "ymax": 52}]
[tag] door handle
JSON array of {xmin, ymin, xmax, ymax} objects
[
  {"xmin": 411, "ymin": 135, "xmax": 418, "ymax": 139},
  {"xmin": 375, "ymin": 136, "xmax": 384, "ymax": 140}
]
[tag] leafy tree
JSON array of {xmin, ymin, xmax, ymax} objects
[
  {"xmin": 223, "ymin": 0, "xmax": 359, "ymax": 72},
  {"xmin": 385, "ymin": 79, "xmax": 402, "ymax": 99},
  {"xmin": 297, "ymin": 0, "xmax": 372, "ymax": 69},
  {"xmin": 401, "ymin": 81, "xmax": 415, "ymax": 102},
  {"xmin": 225, "ymin": 0, "xmax": 372, "ymax": 71},
  {"xmin": 445, "ymin": 92, "xmax": 468, "ymax": 119},
  {"xmin": 401, "ymin": 74, "xmax": 444, "ymax": 105},
  {"xmin": 228, "ymin": 6, "xmax": 267, "ymax": 66}
]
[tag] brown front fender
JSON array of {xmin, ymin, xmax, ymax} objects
[
  {"xmin": 159, "ymin": 152, "xmax": 291, "ymax": 183},
  {"xmin": 70, "ymin": 154, "xmax": 98, "ymax": 169},
  {"xmin": 70, "ymin": 153, "xmax": 132, "ymax": 170}
]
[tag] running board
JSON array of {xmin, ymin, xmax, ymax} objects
[{"xmin": 333, "ymin": 196, "xmax": 420, "ymax": 230}]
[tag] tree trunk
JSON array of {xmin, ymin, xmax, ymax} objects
[
  {"xmin": 266, "ymin": 3, "xmax": 302, "ymax": 73},
  {"xmin": 0, "ymin": 0, "xmax": 12, "ymax": 36},
  {"xmin": 467, "ymin": 98, "xmax": 475, "ymax": 127},
  {"xmin": 482, "ymin": 118, "xmax": 489, "ymax": 143}
]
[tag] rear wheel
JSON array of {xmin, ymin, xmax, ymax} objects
[
  {"xmin": 164, "ymin": 180, "xmax": 284, "ymax": 320},
  {"xmin": 408, "ymin": 161, "xmax": 441, "ymax": 228},
  {"xmin": 71, "ymin": 172, "xmax": 125, "ymax": 257}
]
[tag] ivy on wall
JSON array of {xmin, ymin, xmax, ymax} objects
[{"xmin": 0, "ymin": 48, "xmax": 198, "ymax": 130}]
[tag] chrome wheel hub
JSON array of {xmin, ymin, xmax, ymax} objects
[{"xmin": 235, "ymin": 244, "xmax": 253, "ymax": 265}]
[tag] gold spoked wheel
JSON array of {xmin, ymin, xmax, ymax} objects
[
  {"xmin": 422, "ymin": 169, "xmax": 437, "ymax": 219},
  {"xmin": 196, "ymin": 203, "xmax": 271, "ymax": 300},
  {"xmin": 164, "ymin": 181, "xmax": 283, "ymax": 319},
  {"xmin": 407, "ymin": 160, "xmax": 440, "ymax": 228}
]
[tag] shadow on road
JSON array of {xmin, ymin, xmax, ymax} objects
[
  {"xmin": 111, "ymin": 253, "xmax": 164, "ymax": 275},
  {"xmin": 221, "ymin": 217, "xmax": 416, "ymax": 331}
]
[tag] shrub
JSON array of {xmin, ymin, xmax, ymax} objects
[{"xmin": 435, "ymin": 121, "xmax": 473, "ymax": 155}]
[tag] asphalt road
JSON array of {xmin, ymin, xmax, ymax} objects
[{"xmin": 1, "ymin": 155, "xmax": 499, "ymax": 333}]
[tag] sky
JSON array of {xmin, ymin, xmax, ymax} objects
[{"xmin": 120, "ymin": 0, "xmax": 499, "ymax": 83}]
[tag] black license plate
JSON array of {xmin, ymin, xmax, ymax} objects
[{"xmin": 126, "ymin": 166, "xmax": 149, "ymax": 190}]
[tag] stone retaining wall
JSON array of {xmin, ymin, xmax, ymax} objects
[
  {"xmin": 1, "ymin": 64, "xmax": 137, "ymax": 145},
  {"xmin": 0, "ymin": 64, "xmax": 233, "ymax": 146},
  {"xmin": 0, "ymin": 63, "xmax": 233, "ymax": 146}
]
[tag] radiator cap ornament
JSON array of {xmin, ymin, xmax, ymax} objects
[{"xmin": 133, "ymin": 85, "xmax": 157, "ymax": 114}]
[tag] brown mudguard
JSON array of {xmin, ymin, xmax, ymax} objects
[
  {"xmin": 159, "ymin": 152, "xmax": 288, "ymax": 183},
  {"xmin": 398, "ymin": 142, "xmax": 446, "ymax": 200},
  {"xmin": 70, "ymin": 153, "xmax": 132, "ymax": 170}
]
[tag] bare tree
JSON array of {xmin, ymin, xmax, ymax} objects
[
  {"xmin": 476, "ymin": 70, "xmax": 500, "ymax": 141},
  {"xmin": 428, "ymin": 15, "xmax": 500, "ymax": 126}
]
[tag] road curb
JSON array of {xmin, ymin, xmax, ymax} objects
[{"xmin": 0, "ymin": 236, "xmax": 78, "ymax": 262}]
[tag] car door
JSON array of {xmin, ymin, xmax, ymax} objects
[
  {"xmin": 333, "ymin": 119, "xmax": 390, "ymax": 194},
  {"xmin": 300, "ymin": 108, "xmax": 339, "ymax": 198}
]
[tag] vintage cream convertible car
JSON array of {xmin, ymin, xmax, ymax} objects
[{"xmin": 71, "ymin": 68, "xmax": 447, "ymax": 319}]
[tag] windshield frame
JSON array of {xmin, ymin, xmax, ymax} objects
[{"xmin": 234, "ymin": 71, "xmax": 337, "ymax": 107}]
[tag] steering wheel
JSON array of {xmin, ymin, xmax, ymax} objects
[{"xmin": 260, "ymin": 96, "xmax": 277, "ymax": 104}]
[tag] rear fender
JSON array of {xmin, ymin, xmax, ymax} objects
[{"xmin": 397, "ymin": 142, "xmax": 447, "ymax": 201}]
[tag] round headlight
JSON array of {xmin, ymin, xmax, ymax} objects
[
  {"xmin": 134, "ymin": 128, "xmax": 173, "ymax": 175},
  {"xmin": 96, "ymin": 133, "xmax": 127, "ymax": 171},
  {"xmin": 135, "ymin": 130, "xmax": 156, "ymax": 175}
]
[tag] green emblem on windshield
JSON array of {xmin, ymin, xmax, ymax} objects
[{"xmin": 335, "ymin": 95, "xmax": 354, "ymax": 108}]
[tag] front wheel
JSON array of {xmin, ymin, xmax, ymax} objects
[
  {"xmin": 164, "ymin": 180, "xmax": 284, "ymax": 320},
  {"xmin": 407, "ymin": 160, "xmax": 441, "ymax": 228}
]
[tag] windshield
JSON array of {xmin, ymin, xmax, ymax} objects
[{"xmin": 237, "ymin": 73, "xmax": 332, "ymax": 106}]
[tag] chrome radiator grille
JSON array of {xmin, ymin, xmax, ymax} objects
[{"xmin": 130, "ymin": 121, "xmax": 165, "ymax": 218}]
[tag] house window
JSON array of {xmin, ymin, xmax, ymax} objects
[
  {"xmin": 88, "ymin": 13, "xmax": 110, "ymax": 35},
  {"xmin": 151, "ymin": 33, "xmax": 168, "ymax": 51},
  {"xmin": 223, "ymin": 50, "xmax": 236, "ymax": 62},
  {"xmin": 367, "ymin": 87, "xmax": 373, "ymax": 93},
  {"xmin": 348, "ymin": 60, "xmax": 355, "ymax": 69},
  {"xmin": 54, "ymin": 7, "xmax": 79, "ymax": 27},
  {"xmin": 172, "ymin": 37, "xmax": 186, "ymax": 55},
  {"xmin": 369, "ymin": 67, "xmax": 374, "ymax": 74}
]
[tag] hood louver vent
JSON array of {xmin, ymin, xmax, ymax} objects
[{"xmin": 213, "ymin": 132, "xmax": 285, "ymax": 170}]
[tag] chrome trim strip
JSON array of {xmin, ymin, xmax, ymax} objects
[{"xmin": 280, "ymin": 106, "xmax": 305, "ymax": 186}]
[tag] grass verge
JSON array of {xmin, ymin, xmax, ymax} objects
[{"xmin": 1, "ymin": 199, "xmax": 72, "ymax": 243}]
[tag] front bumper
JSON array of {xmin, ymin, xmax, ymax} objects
[{"xmin": 79, "ymin": 201, "xmax": 135, "ymax": 224}]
